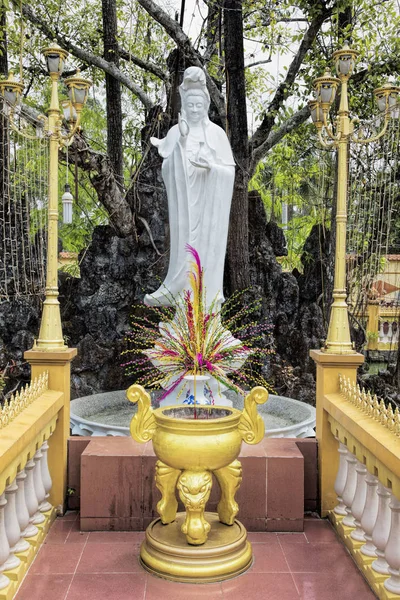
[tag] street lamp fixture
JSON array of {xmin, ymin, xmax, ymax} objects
[
  {"xmin": 62, "ymin": 184, "xmax": 73, "ymax": 224},
  {"xmin": 65, "ymin": 69, "xmax": 91, "ymax": 109},
  {"xmin": 61, "ymin": 100, "xmax": 77, "ymax": 124},
  {"xmin": 0, "ymin": 41, "xmax": 91, "ymax": 351},
  {"xmin": 332, "ymin": 44, "xmax": 358, "ymax": 78},
  {"xmin": 0, "ymin": 71, "xmax": 24, "ymax": 108},
  {"xmin": 43, "ymin": 41, "xmax": 68, "ymax": 77},
  {"xmin": 313, "ymin": 68, "xmax": 340, "ymax": 107},
  {"xmin": 374, "ymin": 82, "xmax": 400, "ymax": 115},
  {"xmin": 310, "ymin": 44, "xmax": 399, "ymax": 354}
]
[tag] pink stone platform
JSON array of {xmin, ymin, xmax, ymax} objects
[{"xmin": 68, "ymin": 436, "xmax": 317, "ymax": 532}]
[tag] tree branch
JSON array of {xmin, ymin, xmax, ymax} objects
[
  {"xmin": 250, "ymin": 2, "xmax": 332, "ymax": 153},
  {"xmin": 249, "ymin": 105, "xmax": 311, "ymax": 176},
  {"xmin": 245, "ymin": 58, "xmax": 272, "ymax": 69},
  {"xmin": 18, "ymin": 3, "xmax": 155, "ymax": 110},
  {"xmin": 117, "ymin": 44, "xmax": 167, "ymax": 81},
  {"xmin": 137, "ymin": 0, "xmax": 226, "ymax": 122},
  {"xmin": 352, "ymin": 57, "xmax": 400, "ymax": 86},
  {"xmin": 65, "ymin": 134, "xmax": 136, "ymax": 237}
]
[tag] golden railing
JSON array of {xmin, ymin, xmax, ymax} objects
[
  {"xmin": 338, "ymin": 376, "xmax": 400, "ymax": 436},
  {"xmin": 0, "ymin": 365, "xmax": 69, "ymax": 600},
  {"xmin": 0, "ymin": 372, "xmax": 48, "ymax": 429},
  {"xmin": 320, "ymin": 373, "xmax": 400, "ymax": 599}
]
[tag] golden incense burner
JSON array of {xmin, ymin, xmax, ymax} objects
[{"xmin": 127, "ymin": 384, "xmax": 268, "ymax": 582}]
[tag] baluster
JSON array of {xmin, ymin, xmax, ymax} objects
[
  {"xmin": 0, "ymin": 494, "xmax": 11, "ymax": 590},
  {"xmin": 39, "ymin": 441, "xmax": 52, "ymax": 512},
  {"xmin": 33, "ymin": 449, "xmax": 47, "ymax": 512},
  {"xmin": 350, "ymin": 461, "xmax": 368, "ymax": 541},
  {"xmin": 372, "ymin": 483, "xmax": 391, "ymax": 574},
  {"xmin": 384, "ymin": 494, "xmax": 400, "ymax": 594},
  {"xmin": 4, "ymin": 481, "xmax": 29, "ymax": 555},
  {"xmin": 1, "ymin": 489, "xmax": 20, "ymax": 571},
  {"xmin": 15, "ymin": 471, "xmax": 37, "ymax": 539},
  {"xmin": 360, "ymin": 473, "xmax": 379, "ymax": 556},
  {"xmin": 342, "ymin": 452, "xmax": 358, "ymax": 528},
  {"xmin": 24, "ymin": 459, "xmax": 44, "ymax": 525},
  {"xmin": 334, "ymin": 442, "xmax": 348, "ymax": 515}
]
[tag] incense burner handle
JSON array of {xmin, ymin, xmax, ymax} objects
[
  {"xmin": 127, "ymin": 384, "xmax": 156, "ymax": 443},
  {"xmin": 238, "ymin": 386, "xmax": 269, "ymax": 445}
]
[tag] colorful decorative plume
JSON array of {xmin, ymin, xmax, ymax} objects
[{"xmin": 122, "ymin": 245, "xmax": 274, "ymax": 399}]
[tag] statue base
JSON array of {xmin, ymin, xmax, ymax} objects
[{"xmin": 140, "ymin": 512, "xmax": 252, "ymax": 583}]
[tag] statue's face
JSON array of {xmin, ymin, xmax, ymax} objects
[{"xmin": 184, "ymin": 94, "xmax": 206, "ymax": 124}]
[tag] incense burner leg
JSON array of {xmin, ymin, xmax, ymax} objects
[
  {"xmin": 177, "ymin": 470, "xmax": 212, "ymax": 545},
  {"xmin": 214, "ymin": 459, "xmax": 242, "ymax": 525},
  {"xmin": 155, "ymin": 460, "xmax": 181, "ymax": 524}
]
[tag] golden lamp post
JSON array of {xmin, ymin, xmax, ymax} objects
[
  {"xmin": 0, "ymin": 42, "xmax": 91, "ymax": 351},
  {"xmin": 308, "ymin": 44, "xmax": 399, "ymax": 354}
]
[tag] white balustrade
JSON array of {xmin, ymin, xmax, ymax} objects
[
  {"xmin": 360, "ymin": 473, "xmax": 379, "ymax": 557},
  {"xmin": 350, "ymin": 461, "xmax": 368, "ymax": 541},
  {"xmin": 384, "ymin": 495, "xmax": 400, "ymax": 594},
  {"xmin": 15, "ymin": 470, "xmax": 37, "ymax": 539},
  {"xmin": 24, "ymin": 459, "xmax": 44, "ymax": 525},
  {"xmin": 4, "ymin": 482, "xmax": 29, "ymax": 555},
  {"xmin": 334, "ymin": 442, "xmax": 348, "ymax": 516},
  {"xmin": 0, "ymin": 494, "xmax": 11, "ymax": 590},
  {"xmin": 40, "ymin": 441, "xmax": 52, "ymax": 512},
  {"xmin": 372, "ymin": 483, "xmax": 391, "ymax": 574},
  {"xmin": 342, "ymin": 452, "xmax": 358, "ymax": 527},
  {"xmin": 33, "ymin": 448, "xmax": 50, "ymax": 513},
  {"xmin": 1, "ymin": 491, "xmax": 19, "ymax": 572}
]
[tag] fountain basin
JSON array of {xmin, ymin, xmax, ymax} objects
[{"xmin": 70, "ymin": 389, "xmax": 315, "ymax": 438}]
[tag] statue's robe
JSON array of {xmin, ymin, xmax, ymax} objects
[{"xmin": 145, "ymin": 121, "xmax": 235, "ymax": 309}]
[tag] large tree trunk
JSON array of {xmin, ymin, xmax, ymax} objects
[
  {"xmin": 102, "ymin": 0, "xmax": 124, "ymax": 184},
  {"xmin": 224, "ymin": 0, "xmax": 250, "ymax": 292},
  {"xmin": 0, "ymin": 6, "xmax": 9, "ymax": 296},
  {"xmin": 0, "ymin": 7, "xmax": 8, "ymax": 76}
]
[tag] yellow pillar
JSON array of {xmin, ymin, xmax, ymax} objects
[
  {"xmin": 323, "ymin": 79, "xmax": 353, "ymax": 354},
  {"xmin": 36, "ymin": 74, "xmax": 66, "ymax": 350},
  {"xmin": 24, "ymin": 348, "xmax": 77, "ymax": 514},
  {"xmin": 310, "ymin": 349, "xmax": 364, "ymax": 516},
  {"xmin": 366, "ymin": 301, "xmax": 379, "ymax": 351}
]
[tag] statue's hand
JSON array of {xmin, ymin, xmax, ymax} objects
[
  {"xmin": 150, "ymin": 136, "xmax": 161, "ymax": 148},
  {"xmin": 178, "ymin": 113, "xmax": 189, "ymax": 138},
  {"xmin": 189, "ymin": 158, "xmax": 211, "ymax": 170}
]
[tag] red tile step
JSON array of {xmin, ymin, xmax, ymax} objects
[{"xmin": 15, "ymin": 514, "xmax": 377, "ymax": 600}]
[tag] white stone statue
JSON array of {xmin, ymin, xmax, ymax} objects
[{"xmin": 144, "ymin": 66, "xmax": 235, "ymax": 309}]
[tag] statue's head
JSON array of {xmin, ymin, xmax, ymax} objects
[{"xmin": 179, "ymin": 67, "xmax": 210, "ymax": 125}]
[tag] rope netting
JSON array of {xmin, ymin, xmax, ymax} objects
[
  {"xmin": 0, "ymin": 100, "xmax": 49, "ymax": 301},
  {"xmin": 347, "ymin": 115, "xmax": 400, "ymax": 321}
]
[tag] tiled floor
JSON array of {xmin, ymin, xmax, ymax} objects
[{"xmin": 15, "ymin": 513, "xmax": 377, "ymax": 600}]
